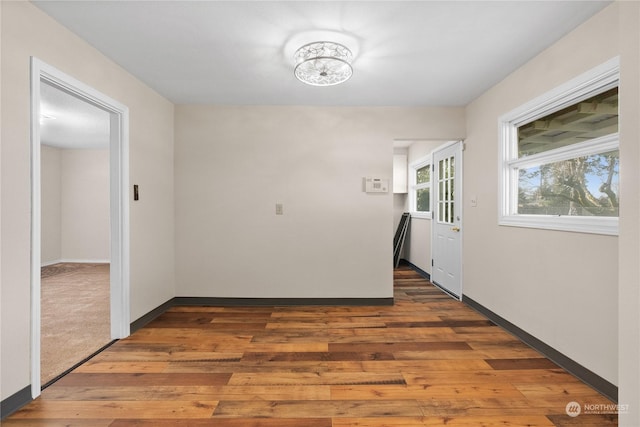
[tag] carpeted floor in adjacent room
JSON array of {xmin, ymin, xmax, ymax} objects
[{"xmin": 41, "ymin": 263, "xmax": 111, "ymax": 386}]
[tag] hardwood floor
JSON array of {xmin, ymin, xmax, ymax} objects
[{"xmin": 5, "ymin": 265, "xmax": 616, "ymax": 426}]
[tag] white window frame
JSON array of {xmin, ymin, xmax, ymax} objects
[
  {"xmin": 409, "ymin": 155, "xmax": 432, "ymax": 219},
  {"xmin": 498, "ymin": 57, "xmax": 619, "ymax": 236}
]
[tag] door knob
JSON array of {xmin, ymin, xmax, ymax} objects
[{"xmin": 451, "ymin": 226, "xmax": 460, "ymax": 232}]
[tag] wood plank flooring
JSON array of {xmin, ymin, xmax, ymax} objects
[{"xmin": 5, "ymin": 265, "xmax": 617, "ymax": 426}]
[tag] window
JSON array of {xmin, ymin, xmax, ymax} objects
[
  {"xmin": 436, "ymin": 154, "xmax": 455, "ymax": 224},
  {"xmin": 409, "ymin": 157, "xmax": 431, "ymax": 218},
  {"xmin": 499, "ymin": 58, "xmax": 619, "ymax": 235}
]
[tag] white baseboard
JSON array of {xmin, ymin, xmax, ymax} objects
[{"xmin": 41, "ymin": 259, "xmax": 110, "ymax": 267}]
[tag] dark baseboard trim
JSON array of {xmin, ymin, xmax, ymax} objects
[
  {"xmin": 131, "ymin": 298, "xmax": 174, "ymax": 333},
  {"xmin": 173, "ymin": 297, "xmax": 394, "ymax": 307},
  {"xmin": 1, "ymin": 385, "xmax": 31, "ymax": 420},
  {"xmin": 1, "ymin": 340, "xmax": 120, "ymax": 419},
  {"xmin": 399, "ymin": 259, "xmax": 431, "ymax": 280},
  {"xmin": 463, "ymin": 295, "xmax": 618, "ymax": 403},
  {"xmin": 131, "ymin": 296, "xmax": 395, "ymax": 331}
]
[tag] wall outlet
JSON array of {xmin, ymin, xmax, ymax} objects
[{"xmin": 275, "ymin": 203, "xmax": 283, "ymax": 215}]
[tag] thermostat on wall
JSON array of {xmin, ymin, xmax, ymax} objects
[{"xmin": 364, "ymin": 177, "xmax": 389, "ymax": 193}]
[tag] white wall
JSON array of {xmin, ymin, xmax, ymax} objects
[
  {"xmin": 60, "ymin": 149, "xmax": 110, "ymax": 262},
  {"xmin": 175, "ymin": 106, "xmax": 465, "ymax": 299},
  {"xmin": 392, "ymin": 147, "xmax": 409, "ymax": 233},
  {"xmin": 617, "ymin": 2, "xmax": 640, "ymax": 424},
  {"xmin": 41, "ymin": 146, "xmax": 110, "ymax": 264},
  {"xmin": 41, "ymin": 145, "xmax": 62, "ymax": 265},
  {"xmin": 464, "ymin": 3, "xmax": 621, "ymax": 387},
  {"xmin": 1, "ymin": 1, "xmax": 175, "ymax": 401}
]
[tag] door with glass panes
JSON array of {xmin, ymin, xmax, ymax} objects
[{"xmin": 431, "ymin": 141, "xmax": 463, "ymax": 299}]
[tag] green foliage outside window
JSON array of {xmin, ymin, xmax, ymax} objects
[
  {"xmin": 416, "ymin": 165, "xmax": 430, "ymax": 185},
  {"xmin": 417, "ymin": 188, "xmax": 430, "ymax": 212},
  {"xmin": 415, "ymin": 165, "xmax": 430, "ymax": 212},
  {"xmin": 518, "ymin": 151, "xmax": 619, "ymax": 217}
]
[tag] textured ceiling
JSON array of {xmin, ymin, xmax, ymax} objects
[{"xmin": 40, "ymin": 81, "xmax": 110, "ymax": 150}]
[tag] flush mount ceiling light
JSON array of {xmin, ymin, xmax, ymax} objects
[{"xmin": 294, "ymin": 41, "xmax": 353, "ymax": 86}]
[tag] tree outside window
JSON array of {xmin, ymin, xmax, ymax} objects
[
  {"xmin": 516, "ymin": 87, "xmax": 619, "ymax": 218},
  {"xmin": 415, "ymin": 165, "xmax": 430, "ymax": 213},
  {"xmin": 409, "ymin": 158, "xmax": 431, "ymax": 218},
  {"xmin": 499, "ymin": 58, "xmax": 619, "ymax": 235}
]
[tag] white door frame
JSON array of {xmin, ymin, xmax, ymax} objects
[
  {"xmin": 430, "ymin": 140, "xmax": 463, "ymax": 300},
  {"xmin": 30, "ymin": 58, "xmax": 130, "ymax": 398}
]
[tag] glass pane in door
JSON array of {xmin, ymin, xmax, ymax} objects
[{"xmin": 438, "ymin": 156, "xmax": 455, "ymax": 224}]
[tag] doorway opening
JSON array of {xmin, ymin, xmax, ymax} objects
[
  {"xmin": 30, "ymin": 58, "xmax": 130, "ymax": 398},
  {"xmin": 395, "ymin": 139, "xmax": 463, "ymax": 299}
]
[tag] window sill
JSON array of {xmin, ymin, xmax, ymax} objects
[
  {"xmin": 410, "ymin": 212, "xmax": 431, "ymax": 220},
  {"xmin": 499, "ymin": 215, "xmax": 618, "ymax": 236}
]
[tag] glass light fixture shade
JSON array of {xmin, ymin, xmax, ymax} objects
[{"xmin": 294, "ymin": 41, "xmax": 353, "ymax": 86}]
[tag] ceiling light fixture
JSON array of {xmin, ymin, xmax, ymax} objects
[{"xmin": 294, "ymin": 41, "xmax": 353, "ymax": 86}]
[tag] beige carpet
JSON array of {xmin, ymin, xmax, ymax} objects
[{"xmin": 41, "ymin": 263, "xmax": 111, "ymax": 385}]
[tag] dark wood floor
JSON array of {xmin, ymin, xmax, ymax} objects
[{"xmin": 5, "ymin": 265, "xmax": 616, "ymax": 426}]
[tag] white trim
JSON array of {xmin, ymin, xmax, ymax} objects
[
  {"xmin": 499, "ymin": 215, "xmax": 618, "ymax": 236},
  {"xmin": 507, "ymin": 133, "xmax": 619, "ymax": 171},
  {"xmin": 410, "ymin": 212, "xmax": 432, "ymax": 220},
  {"xmin": 431, "ymin": 139, "xmax": 463, "ymax": 156},
  {"xmin": 411, "ymin": 154, "xmax": 431, "ymax": 167},
  {"xmin": 29, "ymin": 64, "xmax": 42, "ymax": 399},
  {"xmin": 408, "ymin": 154, "xmax": 432, "ymax": 218},
  {"xmin": 30, "ymin": 58, "xmax": 130, "ymax": 398},
  {"xmin": 499, "ymin": 57, "xmax": 620, "ymax": 128},
  {"xmin": 41, "ymin": 259, "xmax": 111, "ymax": 267},
  {"xmin": 498, "ymin": 57, "xmax": 620, "ymax": 236}
]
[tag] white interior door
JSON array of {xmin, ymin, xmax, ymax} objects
[{"xmin": 431, "ymin": 141, "xmax": 463, "ymax": 299}]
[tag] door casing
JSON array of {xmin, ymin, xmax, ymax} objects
[{"xmin": 30, "ymin": 58, "xmax": 130, "ymax": 398}]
